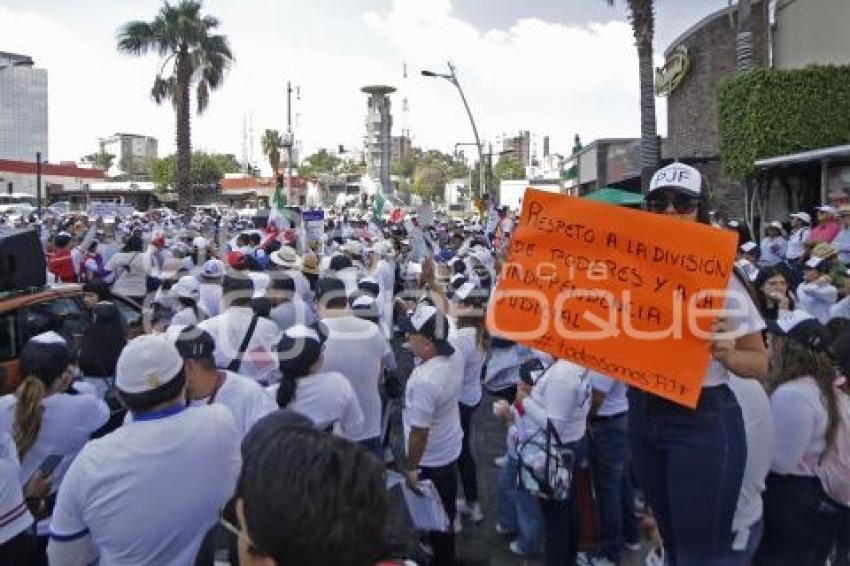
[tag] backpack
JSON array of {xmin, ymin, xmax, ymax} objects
[
  {"xmin": 815, "ymin": 387, "xmax": 850, "ymax": 507},
  {"xmin": 517, "ymin": 419, "xmax": 576, "ymax": 501}
]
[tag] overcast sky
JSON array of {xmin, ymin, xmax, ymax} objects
[{"xmin": 0, "ymin": 0, "xmax": 729, "ymax": 171}]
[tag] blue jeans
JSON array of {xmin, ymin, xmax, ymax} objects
[
  {"xmin": 497, "ymin": 456, "xmax": 543, "ymax": 554},
  {"xmin": 628, "ymin": 386, "xmax": 747, "ymax": 566},
  {"xmin": 589, "ymin": 413, "xmax": 629, "ymax": 563}
]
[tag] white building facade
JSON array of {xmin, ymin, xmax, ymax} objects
[
  {"xmin": 99, "ymin": 133, "xmax": 158, "ymax": 177},
  {"xmin": 0, "ymin": 52, "xmax": 48, "ymax": 162}
]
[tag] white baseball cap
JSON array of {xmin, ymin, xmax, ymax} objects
[
  {"xmin": 740, "ymin": 241, "xmax": 758, "ymax": 253},
  {"xmin": 202, "ymin": 259, "xmax": 226, "ymax": 278},
  {"xmin": 790, "ymin": 212, "xmax": 812, "ymax": 224},
  {"xmin": 171, "ymin": 275, "xmax": 200, "ymax": 299},
  {"xmin": 816, "ymin": 205, "xmax": 838, "ymax": 216},
  {"xmin": 116, "ymin": 335, "xmax": 185, "ymax": 394},
  {"xmin": 649, "ymin": 163, "xmax": 702, "ymax": 196}
]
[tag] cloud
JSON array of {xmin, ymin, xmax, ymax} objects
[
  {"xmin": 0, "ymin": 0, "xmax": 664, "ymax": 170},
  {"xmin": 364, "ymin": 0, "xmax": 667, "ymax": 158}
]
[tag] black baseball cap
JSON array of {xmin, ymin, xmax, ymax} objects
[
  {"xmin": 173, "ymin": 325, "xmax": 216, "ymax": 361},
  {"xmin": 398, "ymin": 304, "xmax": 455, "ymax": 357}
]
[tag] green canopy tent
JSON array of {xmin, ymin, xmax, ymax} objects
[{"xmin": 582, "ymin": 187, "xmax": 644, "ymax": 207}]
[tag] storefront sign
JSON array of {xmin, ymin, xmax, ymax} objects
[{"xmin": 655, "ymin": 46, "xmax": 691, "ymax": 97}]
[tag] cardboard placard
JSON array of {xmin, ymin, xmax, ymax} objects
[{"xmin": 487, "ymin": 189, "xmax": 739, "ymax": 408}]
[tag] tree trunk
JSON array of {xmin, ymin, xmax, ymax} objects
[
  {"xmin": 176, "ymin": 52, "xmax": 193, "ymax": 213},
  {"xmin": 637, "ymin": 36, "xmax": 659, "ymax": 193},
  {"xmin": 736, "ymin": 0, "xmax": 753, "ymax": 73}
]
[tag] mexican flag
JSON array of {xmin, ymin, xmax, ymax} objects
[
  {"xmin": 270, "ymin": 182, "xmax": 294, "ymax": 228},
  {"xmin": 372, "ymin": 192, "xmax": 388, "ymax": 219}
]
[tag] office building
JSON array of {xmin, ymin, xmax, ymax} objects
[
  {"xmin": 99, "ymin": 133, "xmax": 158, "ymax": 177},
  {"xmin": 0, "ymin": 52, "xmax": 48, "ymax": 162}
]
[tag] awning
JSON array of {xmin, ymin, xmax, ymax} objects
[
  {"xmin": 755, "ymin": 144, "xmax": 850, "ymax": 168},
  {"xmin": 582, "ymin": 187, "xmax": 644, "ymax": 206}
]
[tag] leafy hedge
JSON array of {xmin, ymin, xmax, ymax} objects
[{"xmin": 717, "ymin": 65, "xmax": 850, "ymax": 180}]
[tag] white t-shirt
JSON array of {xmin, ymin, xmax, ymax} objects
[
  {"xmin": 198, "ymin": 282, "xmax": 223, "ymax": 318},
  {"xmin": 759, "ymin": 236, "xmax": 787, "ymax": 266},
  {"xmin": 727, "ymin": 375, "xmax": 774, "ymax": 550},
  {"xmin": 703, "ymin": 276, "xmax": 766, "ymax": 387},
  {"xmin": 770, "ymin": 376, "xmax": 828, "ymax": 476},
  {"xmin": 786, "ymin": 227, "xmax": 810, "ymax": 260},
  {"xmin": 320, "ymin": 316, "xmax": 391, "ymax": 441},
  {"xmin": 796, "ymin": 280, "xmax": 838, "ymax": 325},
  {"xmin": 270, "ymin": 296, "xmax": 317, "ymax": 331},
  {"xmin": 199, "ymin": 307, "xmax": 282, "ymax": 383},
  {"xmin": 107, "ymin": 251, "xmax": 146, "ymax": 297},
  {"xmin": 451, "ymin": 326, "xmax": 484, "ymax": 407},
  {"xmin": 0, "ymin": 432, "xmax": 33, "ymax": 544},
  {"xmin": 589, "ymin": 371, "xmax": 628, "ymax": 416},
  {"xmin": 187, "ymin": 371, "xmax": 276, "ymax": 437},
  {"xmin": 404, "ymin": 354, "xmax": 463, "ymax": 468},
  {"xmin": 267, "ymin": 371, "xmax": 364, "ymax": 437},
  {"xmin": 522, "ymin": 360, "xmax": 591, "ymax": 444},
  {"xmin": 0, "ymin": 392, "xmax": 109, "ymax": 497},
  {"xmin": 48, "ymin": 404, "xmax": 240, "ymax": 566},
  {"xmin": 170, "ymin": 306, "xmax": 201, "ymax": 328},
  {"xmin": 285, "ymin": 269, "xmax": 312, "ymax": 302}
]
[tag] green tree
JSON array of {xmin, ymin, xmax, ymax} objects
[
  {"xmin": 493, "ymin": 158, "xmax": 525, "ymax": 180},
  {"xmin": 413, "ymin": 164, "xmax": 446, "ymax": 201},
  {"xmin": 606, "ymin": 0, "xmax": 658, "ymax": 192},
  {"xmin": 300, "ymin": 149, "xmax": 342, "ymax": 179},
  {"xmin": 81, "ymin": 150, "xmax": 115, "ymax": 172},
  {"xmin": 150, "ymin": 151, "xmax": 240, "ymax": 191},
  {"xmin": 117, "ymin": 0, "xmax": 234, "ymax": 212},
  {"xmin": 261, "ymin": 129, "xmax": 283, "ymax": 176}
]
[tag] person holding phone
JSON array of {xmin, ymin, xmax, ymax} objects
[{"xmin": 0, "ymin": 332, "xmax": 110, "ymax": 563}]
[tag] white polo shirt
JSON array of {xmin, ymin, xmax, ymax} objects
[
  {"xmin": 186, "ymin": 371, "xmax": 277, "ymax": 437},
  {"xmin": 321, "ymin": 316, "xmax": 392, "ymax": 441},
  {"xmin": 199, "ymin": 307, "xmax": 282, "ymax": 383},
  {"xmin": 267, "ymin": 371, "xmax": 364, "ymax": 437},
  {"xmin": 403, "ymin": 353, "xmax": 463, "ymax": 468},
  {"xmin": 0, "ymin": 432, "xmax": 33, "ymax": 544},
  {"xmin": 48, "ymin": 404, "xmax": 240, "ymax": 566}
]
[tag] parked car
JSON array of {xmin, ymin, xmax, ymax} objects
[{"xmin": 0, "ymin": 284, "xmax": 143, "ymax": 393}]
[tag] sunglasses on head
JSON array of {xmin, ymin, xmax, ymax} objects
[{"xmin": 645, "ymin": 192, "xmax": 699, "ymax": 214}]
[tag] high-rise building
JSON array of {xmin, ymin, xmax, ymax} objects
[
  {"xmin": 502, "ymin": 130, "xmax": 531, "ymax": 168},
  {"xmin": 99, "ymin": 133, "xmax": 158, "ymax": 177},
  {"xmin": 391, "ymin": 133, "xmax": 411, "ymax": 167},
  {"xmin": 0, "ymin": 52, "xmax": 48, "ymax": 162},
  {"xmin": 361, "ymin": 85, "xmax": 395, "ymax": 193}
]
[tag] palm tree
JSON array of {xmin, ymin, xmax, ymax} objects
[
  {"xmin": 607, "ymin": 0, "xmax": 659, "ymax": 192},
  {"xmin": 261, "ymin": 129, "xmax": 283, "ymax": 178},
  {"xmin": 733, "ymin": 0, "xmax": 754, "ymax": 72},
  {"xmin": 117, "ymin": 0, "xmax": 233, "ymax": 212}
]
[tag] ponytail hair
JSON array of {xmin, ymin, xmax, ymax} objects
[
  {"xmin": 275, "ymin": 373, "xmax": 298, "ymax": 408},
  {"xmin": 14, "ymin": 376, "xmax": 46, "ymax": 459},
  {"xmin": 14, "ymin": 339, "xmax": 73, "ymax": 459}
]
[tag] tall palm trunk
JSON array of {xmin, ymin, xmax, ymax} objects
[
  {"xmin": 736, "ymin": 0, "xmax": 753, "ymax": 72},
  {"xmin": 631, "ymin": 0, "xmax": 659, "ymax": 193},
  {"xmin": 176, "ymin": 51, "xmax": 193, "ymax": 212}
]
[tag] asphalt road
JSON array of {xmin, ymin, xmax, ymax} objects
[{"xmin": 389, "ymin": 338, "xmax": 647, "ymax": 566}]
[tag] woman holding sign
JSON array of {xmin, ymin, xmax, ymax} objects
[{"xmin": 629, "ymin": 163, "xmax": 768, "ymax": 565}]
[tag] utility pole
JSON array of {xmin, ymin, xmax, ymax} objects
[
  {"xmin": 285, "ymin": 81, "xmax": 294, "ymax": 204},
  {"xmin": 36, "ymin": 152, "xmax": 42, "ymax": 217}
]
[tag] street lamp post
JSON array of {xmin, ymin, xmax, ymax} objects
[{"xmin": 422, "ymin": 62, "xmax": 485, "ymax": 200}]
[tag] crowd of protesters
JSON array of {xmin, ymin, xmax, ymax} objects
[{"xmin": 0, "ymin": 162, "xmax": 847, "ymax": 566}]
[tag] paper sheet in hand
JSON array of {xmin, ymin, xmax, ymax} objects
[{"xmin": 401, "ymin": 479, "xmax": 450, "ymax": 532}]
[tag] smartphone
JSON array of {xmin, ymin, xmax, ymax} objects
[{"xmin": 37, "ymin": 454, "xmax": 63, "ymax": 478}]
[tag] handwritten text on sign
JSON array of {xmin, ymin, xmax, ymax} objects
[{"xmin": 486, "ymin": 189, "xmax": 739, "ymax": 408}]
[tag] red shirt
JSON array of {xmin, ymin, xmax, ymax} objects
[
  {"xmin": 48, "ymin": 248, "xmax": 76, "ymax": 282},
  {"xmin": 809, "ymin": 220, "xmax": 840, "ymax": 244}
]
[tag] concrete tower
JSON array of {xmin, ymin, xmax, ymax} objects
[{"xmin": 361, "ymin": 85, "xmax": 396, "ymax": 194}]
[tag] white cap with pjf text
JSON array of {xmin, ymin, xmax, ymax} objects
[
  {"xmin": 116, "ymin": 334, "xmax": 185, "ymax": 394},
  {"xmin": 649, "ymin": 163, "xmax": 702, "ymax": 196}
]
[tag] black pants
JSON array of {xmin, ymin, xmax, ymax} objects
[
  {"xmin": 0, "ymin": 529, "xmax": 36, "ymax": 566},
  {"xmin": 755, "ymin": 473, "xmax": 842, "ymax": 566},
  {"xmin": 420, "ymin": 461, "xmax": 458, "ymax": 566},
  {"xmin": 457, "ymin": 402, "xmax": 479, "ymax": 504}
]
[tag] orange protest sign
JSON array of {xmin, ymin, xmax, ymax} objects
[{"xmin": 486, "ymin": 189, "xmax": 739, "ymax": 408}]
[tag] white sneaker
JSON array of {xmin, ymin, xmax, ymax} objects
[
  {"xmin": 467, "ymin": 502, "xmax": 484, "ymax": 522},
  {"xmin": 452, "ymin": 516, "xmax": 463, "ymax": 534},
  {"xmin": 495, "ymin": 523, "xmax": 516, "ymax": 536},
  {"xmin": 493, "ymin": 454, "xmax": 508, "ymax": 468},
  {"xmin": 509, "ymin": 540, "xmax": 531, "ymax": 557}
]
